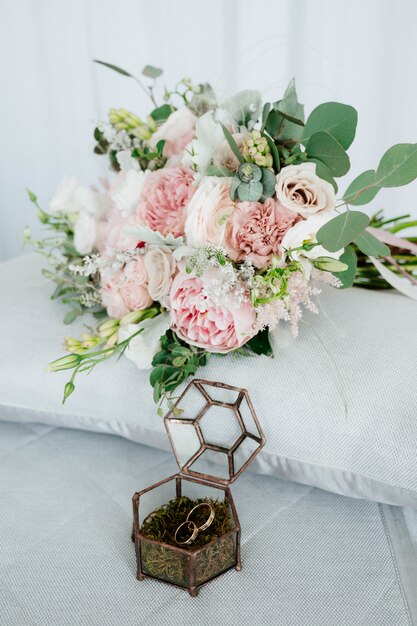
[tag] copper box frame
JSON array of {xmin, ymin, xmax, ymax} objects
[{"xmin": 132, "ymin": 379, "xmax": 265, "ymax": 597}]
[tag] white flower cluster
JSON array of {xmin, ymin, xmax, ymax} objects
[{"xmin": 96, "ymin": 120, "xmax": 141, "ymax": 153}]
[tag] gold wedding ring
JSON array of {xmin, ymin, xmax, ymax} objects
[
  {"xmin": 174, "ymin": 521, "xmax": 199, "ymax": 546},
  {"xmin": 186, "ymin": 502, "xmax": 215, "ymax": 532}
]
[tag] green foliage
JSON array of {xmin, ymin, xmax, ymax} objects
[
  {"xmin": 316, "ymin": 210, "xmax": 370, "ymax": 252},
  {"xmin": 343, "ymin": 144, "xmax": 417, "ymax": 205},
  {"xmin": 306, "ymin": 131, "xmax": 350, "ymax": 177},
  {"xmin": 221, "ymin": 125, "xmax": 244, "ymax": 164},
  {"xmin": 150, "ymin": 104, "xmax": 175, "ymax": 122},
  {"xmin": 150, "ymin": 331, "xmax": 209, "ymax": 406},
  {"xmin": 93, "ymin": 59, "xmax": 133, "ymax": 77},
  {"xmin": 230, "ymin": 163, "xmax": 275, "ymax": 203},
  {"xmin": 312, "ymin": 257, "xmax": 348, "ymax": 272},
  {"xmin": 142, "ymin": 64, "xmax": 163, "ymax": 79},
  {"xmin": 265, "ymin": 79, "xmax": 305, "ymax": 143},
  {"xmin": 221, "ymin": 90, "xmax": 262, "ymax": 127},
  {"xmin": 302, "ymin": 102, "xmax": 357, "ymax": 149},
  {"xmin": 245, "ymin": 329, "xmax": 273, "ymax": 357},
  {"xmin": 353, "ymin": 230, "xmax": 390, "ymax": 257},
  {"xmin": 333, "ymin": 245, "xmax": 357, "ymax": 288}
]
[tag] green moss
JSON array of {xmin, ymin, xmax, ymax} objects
[{"xmin": 140, "ymin": 496, "xmax": 237, "ymax": 587}]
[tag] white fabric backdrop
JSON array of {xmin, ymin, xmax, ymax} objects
[{"xmin": 1, "ymin": 0, "xmax": 417, "ymax": 260}]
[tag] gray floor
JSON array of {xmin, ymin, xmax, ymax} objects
[{"xmin": 0, "ymin": 420, "xmax": 416, "ymax": 626}]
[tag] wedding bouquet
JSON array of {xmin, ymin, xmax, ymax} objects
[{"xmin": 27, "ymin": 61, "xmax": 417, "ymax": 412}]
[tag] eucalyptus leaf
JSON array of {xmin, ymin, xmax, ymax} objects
[
  {"xmin": 302, "ymin": 102, "xmax": 358, "ymax": 149},
  {"xmin": 150, "ymin": 104, "xmax": 174, "ymax": 122},
  {"xmin": 354, "ymin": 230, "xmax": 390, "ymax": 257},
  {"xmin": 238, "ymin": 162, "xmax": 262, "ymax": 183},
  {"xmin": 93, "ymin": 60, "xmax": 132, "ymax": 77},
  {"xmin": 316, "ymin": 210, "xmax": 370, "ymax": 252},
  {"xmin": 206, "ymin": 165, "xmax": 234, "ymax": 177},
  {"xmin": 63, "ymin": 309, "xmax": 80, "ymax": 325},
  {"xmin": 306, "ymin": 131, "xmax": 350, "ymax": 177},
  {"xmin": 272, "ymin": 78, "xmax": 305, "ymax": 141},
  {"xmin": 237, "ymin": 181, "xmax": 263, "ymax": 202},
  {"xmin": 230, "ymin": 175, "xmax": 240, "ymax": 200},
  {"xmin": 333, "ymin": 245, "xmax": 357, "ymax": 288},
  {"xmin": 142, "ymin": 65, "xmax": 163, "ymax": 79},
  {"xmin": 306, "ymin": 158, "xmax": 338, "ymax": 192},
  {"xmin": 343, "ymin": 170, "xmax": 379, "ymax": 205},
  {"xmin": 261, "ymin": 167, "xmax": 276, "ymax": 197},
  {"xmin": 375, "ymin": 143, "xmax": 417, "ymax": 187}
]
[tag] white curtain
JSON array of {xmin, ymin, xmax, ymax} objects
[{"xmin": 1, "ymin": 0, "xmax": 417, "ymax": 259}]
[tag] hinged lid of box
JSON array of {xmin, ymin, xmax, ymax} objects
[{"xmin": 164, "ymin": 379, "xmax": 265, "ymax": 486}]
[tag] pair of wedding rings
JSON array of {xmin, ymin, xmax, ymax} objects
[{"xmin": 174, "ymin": 502, "xmax": 215, "ymax": 546}]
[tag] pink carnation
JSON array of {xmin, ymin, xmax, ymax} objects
[
  {"xmin": 225, "ymin": 199, "xmax": 300, "ymax": 269},
  {"xmin": 100, "ymin": 256, "xmax": 153, "ymax": 319},
  {"xmin": 136, "ymin": 166, "xmax": 195, "ymax": 238},
  {"xmin": 170, "ymin": 267, "xmax": 256, "ymax": 353}
]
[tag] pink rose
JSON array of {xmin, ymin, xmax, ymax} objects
[
  {"xmin": 99, "ymin": 208, "xmax": 141, "ymax": 254},
  {"xmin": 275, "ymin": 163, "xmax": 336, "ymax": 218},
  {"xmin": 150, "ymin": 107, "xmax": 197, "ymax": 158},
  {"xmin": 136, "ymin": 166, "xmax": 195, "ymax": 238},
  {"xmin": 100, "ymin": 256, "xmax": 153, "ymax": 318},
  {"xmin": 225, "ymin": 199, "xmax": 299, "ymax": 269},
  {"xmin": 170, "ymin": 267, "xmax": 256, "ymax": 353}
]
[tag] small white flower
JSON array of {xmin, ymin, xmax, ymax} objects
[{"xmin": 182, "ymin": 111, "xmax": 224, "ymax": 175}]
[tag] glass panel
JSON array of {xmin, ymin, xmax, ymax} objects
[
  {"xmin": 200, "ymin": 383, "xmax": 241, "ymax": 405},
  {"xmin": 195, "ymin": 531, "xmax": 237, "ymax": 586},
  {"xmin": 173, "ymin": 384, "xmax": 207, "ymax": 419},
  {"xmin": 188, "ymin": 448, "xmax": 231, "ymax": 481},
  {"xmin": 166, "ymin": 421, "xmax": 202, "ymax": 467},
  {"xmin": 233, "ymin": 435, "xmax": 260, "ymax": 473},
  {"xmin": 199, "ymin": 405, "xmax": 242, "ymax": 449},
  {"xmin": 237, "ymin": 396, "xmax": 260, "ymax": 437},
  {"xmin": 141, "ymin": 538, "xmax": 191, "ymax": 588},
  {"xmin": 137, "ymin": 478, "xmax": 176, "ymax": 527}
]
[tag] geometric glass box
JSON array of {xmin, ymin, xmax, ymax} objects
[{"xmin": 132, "ymin": 379, "xmax": 265, "ymax": 596}]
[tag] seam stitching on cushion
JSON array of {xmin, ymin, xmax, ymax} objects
[{"xmin": 378, "ymin": 504, "xmax": 413, "ymax": 626}]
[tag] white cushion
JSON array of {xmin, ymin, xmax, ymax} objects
[{"xmin": 1, "ymin": 253, "xmax": 416, "ymax": 507}]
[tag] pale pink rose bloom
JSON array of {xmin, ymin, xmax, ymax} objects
[
  {"xmin": 99, "ymin": 208, "xmax": 141, "ymax": 254},
  {"xmin": 212, "ymin": 134, "xmax": 246, "ymax": 173},
  {"xmin": 184, "ymin": 176, "xmax": 235, "ymax": 247},
  {"xmin": 100, "ymin": 269, "xmax": 129, "ymax": 319},
  {"xmin": 119, "ymin": 257, "xmax": 153, "ymax": 311},
  {"xmin": 136, "ymin": 166, "xmax": 195, "ymax": 238},
  {"xmin": 150, "ymin": 107, "xmax": 197, "ymax": 158},
  {"xmin": 225, "ymin": 199, "xmax": 299, "ymax": 269},
  {"xmin": 143, "ymin": 246, "xmax": 176, "ymax": 306},
  {"xmin": 275, "ymin": 163, "xmax": 335, "ymax": 218},
  {"xmin": 170, "ymin": 267, "xmax": 256, "ymax": 353}
]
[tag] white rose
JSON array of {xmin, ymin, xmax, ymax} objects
[
  {"xmin": 108, "ymin": 169, "xmax": 148, "ymax": 217},
  {"xmin": 50, "ymin": 177, "xmax": 110, "ymax": 217},
  {"xmin": 184, "ymin": 176, "xmax": 234, "ymax": 247},
  {"xmin": 118, "ymin": 313, "xmax": 171, "ymax": 370},
  {"xmin": 281, "ymin": 213, "xmax": 342, "ymax": 278},
  {"xmin": 73, "ymin": 211, "xmax": 97, "ymax": 255},
  {"xmin": 143, "ymin": 246, "xmax": 176, "ymax": 306},
  {"xmin": 275, "ymin": 163, "xmax": 336, "ymax": 218}
]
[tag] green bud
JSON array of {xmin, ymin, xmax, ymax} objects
[
  {"xmin": 313, "ymin": 256, "xmax": 348, "ymax": 272},
  {"xmin": 98, "ymin": 318, "xmax": 119, "ymax": 337},
  {"xmin": 48, "ymin": 353, "xmax": 82, "ymax": 372},
  {"xmin": 36, "ymin": 208, "xmax": 49, "ymax": 224},
  {"xmin": 62, "ymin": 381, "xmax": 75, "ymax": 403}
]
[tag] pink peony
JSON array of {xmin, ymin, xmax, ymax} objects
[
  {"xmin": 170, "ymin": 267, "xmax": 256, "ymax": 353},
  {"xmin": 225, "ymin": 199, "xmax": 299, "ymax": 269},
  {"xmin": 136, "ymin": 166, "xmax": 195, "ymax": 238},
  {"xmin": 150, "ymin": 107, "xmax": 197, "ymax": 158},
  {"xmin": 100, "ymin": 256, "xmax": 153, "ymax": 319}
]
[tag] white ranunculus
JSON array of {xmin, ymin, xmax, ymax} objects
[
  {"xmin": 118, "ymin": 313, "xmax": 171, "ymax": 370},
  {"xmin": 275, "ymin": 163, "xmax": 336, "ymax": 218},
  {"xmin": 144, "ymin": 246, "xmax": 176, "ymax": 306},
  {"xmin": 184, "ymin": 176, "xmax": 234, "ymax": 247},
  {"xmin": 73, "ymin": 211, "xmax": 97, "ymax": 255},
  {"xmin": 50, "ymin": 176, "xmax": 110, "ymax": 217},
  {"xmin": 281, "ymin": 213, "xmax": 342, "ymax": 278},
  {"xmin": 182, "ymin": 111, "xmax": 224, "ymax": 175},
  {"xmin": 108, "ymin": 169, "xmax": 148, "ymax": 217}
]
